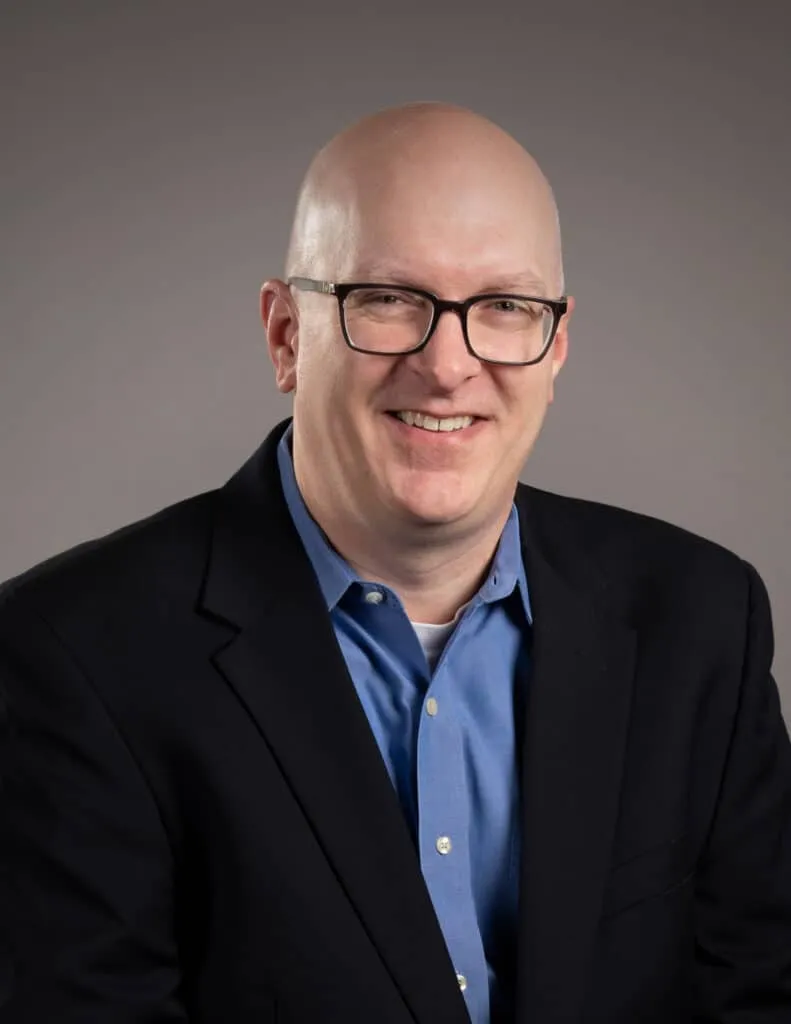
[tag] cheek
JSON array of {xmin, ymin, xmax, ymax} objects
[
  {"xmin": 497, "ymin": 365, "xmax": 552, "ymax": 415},
  {"xmin": 295, "ymin": 331, "xmax": 342, "ymax": 400},
  {"xmin": 504, "ymin": 376, "xmax": 554, "ymax": 445},
  {"xmin": 295, "ymin": 341, "xmax": 385, "ymax": 433}
]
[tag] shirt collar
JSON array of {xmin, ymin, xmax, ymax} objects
[
  {"xmin": 277, "ymin": 423, "xmax": 356, "ymax": 609},
  {"xmin": 277, "ymin": 422, "xmax": 532, "ymax": 624}
]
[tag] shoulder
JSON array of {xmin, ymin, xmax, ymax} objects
[
  {"xmin": 516, "ymin": 483, "xmax": 760, "ymax": 628},
  {"xmin": 0, "ymin": 489, "xmax": 217, "ymax": 627},
  {"xmin": 517, "ymin": 482, "xmax": 744, "ymax": 568}
]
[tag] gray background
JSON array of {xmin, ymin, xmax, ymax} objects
[{"xmin": 2, "ymin": 2, "xmax": 789, "ymax": 707}]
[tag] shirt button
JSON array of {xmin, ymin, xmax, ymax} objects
[
  {"xmin": 425, "ymin": 697, "xmax": 439, "ymax": 716},
  {"xmin": 456, "ymin": 973, "xmax": 467, "ymax": 992},
  {"xmin": 436, "ymin": 835, "xmax": 452, "ymax": 855},
  {"xmin": 364, "ymin": 590, "xmax": 384, "ymax": 605}
]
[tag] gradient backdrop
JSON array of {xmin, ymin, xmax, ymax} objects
[{"xmin": 2, "ymin": 2, "xmax": 789, "ymax": 707}]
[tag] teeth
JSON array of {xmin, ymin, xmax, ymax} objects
[{"xmin": 394, "ymin": 411, "xmax": 475, "ymax": 432}]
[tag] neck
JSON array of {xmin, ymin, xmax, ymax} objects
[
  {"xmin": 298, "ymin": 483, "xmax": 511, "ymax": 625},
  {"xmin": 350, "ymin": 540, "xmax": 499, "ymax": 624}
]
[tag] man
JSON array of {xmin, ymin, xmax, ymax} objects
[{"xmin": 0, "ymin": 103, "xmax": 789, "ymax": 1023}]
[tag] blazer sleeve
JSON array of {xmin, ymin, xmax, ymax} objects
[
  {"xmin": 694, "ymin": 560, "xmax": 791, "ymax": 1018},
  {"xmin": 0, "ymin": 594, "xmax": 189, "ymax": 1023}
]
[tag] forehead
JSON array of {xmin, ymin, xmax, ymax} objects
[
  {"xmin": 355, "ymin": 259, "xmax": 550, "ymax": 299},
  {"xmin": 335, "ymin": 170, "xmax": 557, "ymax": 293}
]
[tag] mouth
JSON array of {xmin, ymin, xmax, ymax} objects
[{"xmin": 386, "ymin": 410, "xmax": 479, "ymax": 434}]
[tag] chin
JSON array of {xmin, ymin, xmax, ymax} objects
[{"xmin": 390, "ymin": 480, "xmax": 481, "ymax": 527}]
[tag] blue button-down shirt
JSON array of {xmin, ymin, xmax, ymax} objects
[{"xmin": 277, "ymin": 425, "xmax": 532, "ymax": 1022}]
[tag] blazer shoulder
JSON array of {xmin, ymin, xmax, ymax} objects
[
  {"xmin": 516, "ymin": 483, "xmax": 756, "ymax": 615},
  {"xmin": 0, "ymin": 489, "xmax": 218, "ymax": 624},
  {"xmin": 519, "ymin": 482, "xmax": 739, "ymax": 556}
]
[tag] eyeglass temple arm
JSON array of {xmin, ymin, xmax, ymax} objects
[{"xmin": 287, "ymin": 277, "xmax": 336, "ymax": 295}]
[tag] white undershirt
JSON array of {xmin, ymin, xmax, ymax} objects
[{"xmin": 411, "ymin": 600, "xmax": 472, "ymax": 672}]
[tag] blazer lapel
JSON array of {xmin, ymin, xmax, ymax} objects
[
  {"xmin": 514, "ymin": 488, "xmax": 637, "ymax": 1024},
  {"xmin": 199, "ymin": 421, "xmax": 469, "ymax": 1024}
]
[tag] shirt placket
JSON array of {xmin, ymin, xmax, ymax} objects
[{"xmin": 416, "ymin": 628, "xmax": 491, "ymax": 1022}]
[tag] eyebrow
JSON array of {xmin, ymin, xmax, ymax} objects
[
  {"xmin": 475, "ymin": 275, "xmax": 551, "ymax": 295},
  {"xmin": 352, "ymin": 265, "xmax": 552, "ymax": 296}
]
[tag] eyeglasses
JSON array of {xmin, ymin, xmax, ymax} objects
[{"xmin": 287, "ymin": 277, "xmax": 568, "ymax": 366}]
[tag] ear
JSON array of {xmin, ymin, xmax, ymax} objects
[
  {"xmin": 547, "ymin": 294, "xmax": 574, "ymax": 404},
  {"xmin": 261, "ymin": 279, "xmax": 299, "ymax": 393}
]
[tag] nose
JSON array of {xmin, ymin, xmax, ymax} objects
[{"xmin": 407, "ymin": 307, "xmax": 482, "ymax": 391}]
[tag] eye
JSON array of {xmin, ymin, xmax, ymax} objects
[
  {"xmin": 482, "ymin": 298, "xmax": 535, "ymax": 315},
  {"xmin": 485, "ymin": 298, "xmax": 544, "ymax": 318},
  {"xmin": 348, "ymin": 288, "xmax": 429, "ymax": 313}
]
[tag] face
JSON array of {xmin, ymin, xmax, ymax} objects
[{"xmin": 263, "ymin": 154, "xmax": 572, "ymax": 543}]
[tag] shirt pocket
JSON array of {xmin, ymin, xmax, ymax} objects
[{"xmin": 600, "ymin": 833, "xmax": 695, "ymax": 919}]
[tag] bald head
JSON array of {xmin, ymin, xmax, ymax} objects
[{"xmin": 285, "ymin": 102, "xmax": 565, "ymax": 296}]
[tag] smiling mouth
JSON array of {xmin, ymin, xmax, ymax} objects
[{"xmin": 388, "ymin": 410, "xmax": 477, "ymax": 433}]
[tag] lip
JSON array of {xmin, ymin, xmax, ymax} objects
[
  {"xmin": 383, "ymin": 411, "xmax": 487, "ymax": 444},
  {"xmin": 387, "ymin": 410, "xmax": 482, "ymax": 420}
]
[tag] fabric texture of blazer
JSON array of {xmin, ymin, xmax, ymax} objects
[{"xmin": 1, "ymin": 416, "xmax": 790, "ymax": 1023}]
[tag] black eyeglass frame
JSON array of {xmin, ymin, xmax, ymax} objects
[{"xmin": 287, "ymin": 276, "xmax": 568, "ymax": 367}]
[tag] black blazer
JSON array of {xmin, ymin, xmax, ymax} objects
[{"xmin": 1, "ymin": 418, "xmax": 790, "ymax": 1023}]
